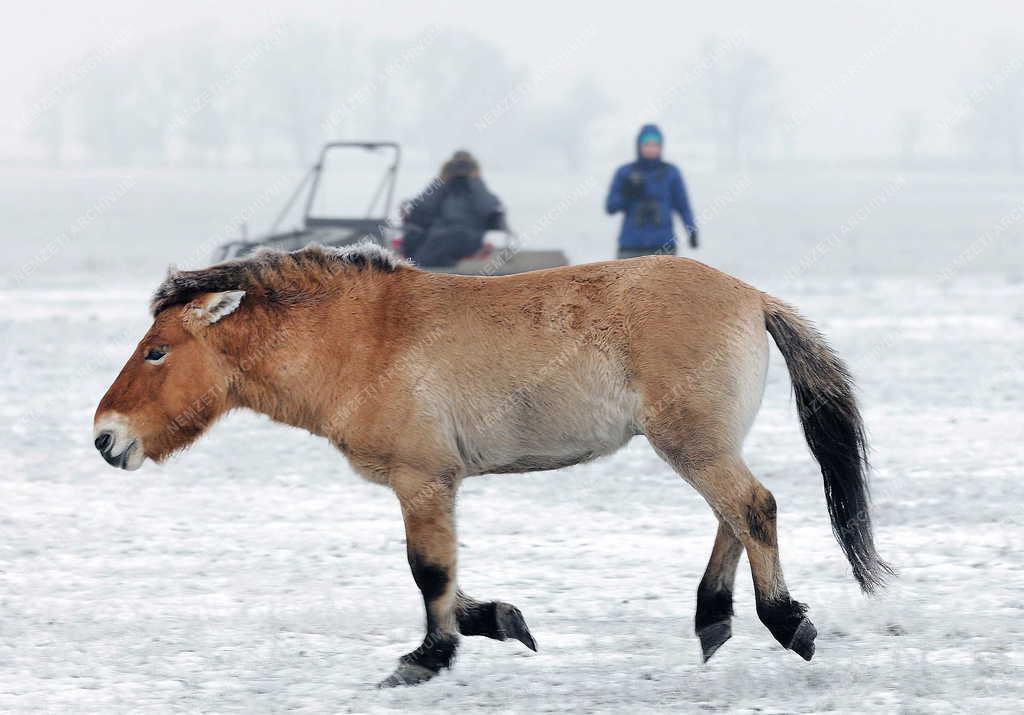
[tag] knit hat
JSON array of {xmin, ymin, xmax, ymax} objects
[{"xmin": 637, "ymin": 124, "xmax": 663, "ymax": 147}]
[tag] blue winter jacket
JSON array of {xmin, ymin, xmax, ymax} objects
[{"xmin": 605, "ymin": 126, "xmax": 697, "ymax": 250}]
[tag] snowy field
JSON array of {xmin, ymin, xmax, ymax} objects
[{"xmin": 1, "ymin": 167, "xmax": 1023, "ymax": 712}]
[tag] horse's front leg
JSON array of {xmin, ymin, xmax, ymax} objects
[{"xmin": 379, "ymin": 469, "xmax": 460, "ymax": 688}]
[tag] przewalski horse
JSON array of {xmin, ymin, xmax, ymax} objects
[{"xmin": 93, "ymin": 243, "xmax": 891, "ymax": 686}]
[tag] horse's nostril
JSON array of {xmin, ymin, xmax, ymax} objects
[{"xmin": 95, "ymin": 432, "xmax": 112, "ymax": 453}]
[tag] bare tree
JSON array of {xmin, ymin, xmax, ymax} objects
[
  {"xmin": 240, "ymin": 22, "xmax": 350, "ymax": 166},
  {"xmin": 399, "ymin": 29, "xmax": 527, "ymax": 161},
  {"xmin": 166, "ymin": 26, "xmax": 231, "ymax": 167},
  {"xmin": 679, "ymin": 39, "xmax": 781, "ymax": 168},
  {"xmin": 27, "ymin": 71, "xmax": 70, "ymax": 165},
  {"xmin": 75, "ymin": 50, "xmax": 169, "ymax": 165},
  {"xmin": 960, "ymin": 43, "xmax": 1024, "ymax": 170},
  {"xmin": 534, "ymin": 78, "xmax": 613, "ymax": 172},
  {"xmin": 897, "ymin": 111, "xmax": 924, "ymax": 169}
]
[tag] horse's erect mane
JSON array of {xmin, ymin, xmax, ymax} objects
[{"xmin": 150, "ymin": 242, "xmax": 409, "ymax": 316}]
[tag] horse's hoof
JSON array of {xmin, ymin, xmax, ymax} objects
[
  {"xmin": 495, "ymin": 602, "xmax": 538, "ymax": 651},
  {"xmin": 697, "ymin": 620, "xmax": 732, "ymax": 662},
  {"xmin": 376, "ymin": 662, "xmax": 439, "ymax": 688},
  {"xmin": 787, "ymin": 617, "xmax": 817, "ymax": 661}
]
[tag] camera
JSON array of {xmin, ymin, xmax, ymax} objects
[
  {"xmin": 636, "ymin": 199, "xmax": 661, "ymax": 226},
  {"xmin": 624, "ymin": 170, "xmax": 646, "ymax": 199}
]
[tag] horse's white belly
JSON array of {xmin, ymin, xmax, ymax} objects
[{"xmin": 453, "ymin": 357, "xmax": 642, "ymax": 476}]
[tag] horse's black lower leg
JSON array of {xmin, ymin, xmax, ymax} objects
[
  {"xmin": 380, "ymin": 549, "xmax": 459, "ymax": 688},
  {"xmin": 743, "ymin": 483, "xmax": 817, "ymax": 660},
  {"xmin": 379, "ymin": 473, "xmax": 460, "ymax": 688},
  {"xmin": 695, "ymin": 520, "xmax": 743, "ymax": 662},
  {"xmin": 668, "ymin": 455, "xmax": 817, "ymax": 662},
  {"xmin": 755, "ymin": 592, "xmax": 815, "ymax": 660},
  {"xmin": 456, "ymin": 591, "xmax": 537, "ymax": 651}
]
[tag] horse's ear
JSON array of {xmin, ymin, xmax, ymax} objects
[{"xmin": 187, "ymin": 290, "xmax": 246, "ymax": 328}]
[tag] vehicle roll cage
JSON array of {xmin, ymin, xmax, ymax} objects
[{"xmin": 274, "ymin": 141, "xmax": 401, "ymax": 234}]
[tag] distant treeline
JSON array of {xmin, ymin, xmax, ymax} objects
[
  {"xmin": 25, "ymin": 24, "xmax": 616, "ymax": 170},
  {"xmin": 22, "ymin": 23, "xmax": 1024, "ymax": 171}
]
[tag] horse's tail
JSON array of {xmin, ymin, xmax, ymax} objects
[{"xmin": 763, "ymin": 295, "xmax": 893, "ymax": 593}]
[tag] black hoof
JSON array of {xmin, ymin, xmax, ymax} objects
[
  {"xmin": 495, "ymin": 602, "xmax": 538, "ymax": 652},
  {"xmin": 377, "ymin": 662, "xmax": 439, "ymax": 688},
  {"xmin": 697, "ymin": 620, "xmax": 732, "ymax": 662},
  {"xmin": 378, "ymin": 630, "xmax": 457, "ymax": 687},
  {"xmin": 787, "ymin": 617, "xmax": 817, "ymax": 661}
]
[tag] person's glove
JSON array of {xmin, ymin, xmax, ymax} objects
[
  {"xmin": 622, "ymin": 170, "xmax": 646, "ymax": 200},
  {"xmin": 687, "ymin": 226, "xmax": 699, "ymax": 249}
]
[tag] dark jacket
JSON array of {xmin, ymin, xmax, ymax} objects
[
  {"xmin": 405, "ymin": 175, "xmax": 502, "ymax": 240},
  {"xmin": 403, "ymin": 173, "xmax": 503, "ymax": 266},
  {"xmin": 605, "ymin": 124, "xmax": 697, "ymax": 250}
]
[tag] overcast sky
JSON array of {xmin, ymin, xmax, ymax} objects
[{"xmin": 2, "ymin": 0, "xmax": 1021, "ymax": 160}]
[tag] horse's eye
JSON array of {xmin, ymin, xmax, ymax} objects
[{"xmin": 144, "ymin": 347, "xmax": 166, "ymax": 362}]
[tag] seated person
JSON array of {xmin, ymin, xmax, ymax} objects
[{"xmin": 402, "ymin": 150, "xmax": 503, "ymax": 266}]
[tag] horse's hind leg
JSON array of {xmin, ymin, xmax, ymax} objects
[
  {"xmin": 663, "ymin": 451, "xmax": 817, "ymax": 661},
  {"xmin": 695, "ymin": 519, "xmax": 744, "ymax": 661},
  {"xmin": 455, "ymin": 590, "xmax": 537, "ymax": 651}
]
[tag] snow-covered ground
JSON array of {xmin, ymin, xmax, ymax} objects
[{"xmin": 1, "ymin": 167, "xmax": 1023, "ymax": 712}]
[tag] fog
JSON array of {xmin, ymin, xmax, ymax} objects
[
  {"xmin": 2, "ymin": 1, "xmax": 1022, "ymax": 280},
  {"xmin": 1, "ymin": 5, "xmax": 1024, "ymax": 711},
  {"xmin": 3, "ymin": 0, "xmax": 1023, "ymax": 168}
]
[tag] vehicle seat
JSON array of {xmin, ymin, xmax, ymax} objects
[{"xmin": 392, "ymin": 237, "xmax": 493, "ymax": 262}]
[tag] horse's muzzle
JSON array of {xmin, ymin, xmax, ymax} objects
[
  {"xmin": 92, "ymin": 414, "xmax": 146, "ymax": 471},
  {"xmin": 94, "ymin": 431, "xmax": 133, "ymax": 468}
]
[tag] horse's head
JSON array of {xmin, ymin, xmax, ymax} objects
[{"xmin": 93, "ymin": 290, "xmax": 246, "ymax": 470}]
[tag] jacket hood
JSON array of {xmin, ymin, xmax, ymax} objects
[
  {"xmin": 440, "ymin": 150, "xmax": 481, "ymax": 182},
  {"xmin": 636, "ymin": 124, "xmax": 663, "ymax": 159}
]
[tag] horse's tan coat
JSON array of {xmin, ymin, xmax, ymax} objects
[{"xmin": 94, "ymin": 245, "xmax": 881, "ymax": 682}]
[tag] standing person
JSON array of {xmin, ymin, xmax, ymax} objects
[
  {"xmin": 401, "ymin": 150, "xmax": 504, "ymax": 267},
  {"xmin": 605, "ymin": 124, "xmax": 698, "ymax": 259}
]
